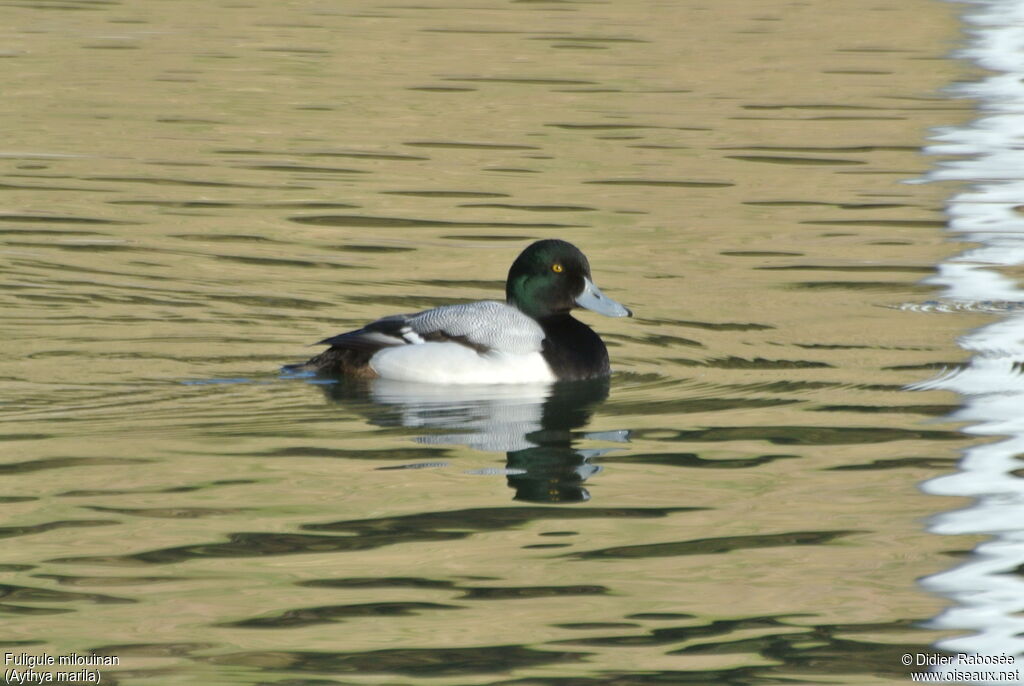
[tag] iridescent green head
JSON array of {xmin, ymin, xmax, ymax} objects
[{"xmin": 505, "ymin": 239, "xmax": 632, "ymax": 320}]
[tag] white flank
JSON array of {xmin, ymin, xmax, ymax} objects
[{"xmin": 370, "ymin": 342, "xmax": 555, "ymax": 384}]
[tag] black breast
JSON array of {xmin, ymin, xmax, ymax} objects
[{"xmin": 539, "ymin": 314, "xmax": 611, "ymax": 381}]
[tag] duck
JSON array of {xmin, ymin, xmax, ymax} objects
[{"xmin": 292, "ymin": 239, "xmax": 631, "ymax": 384}]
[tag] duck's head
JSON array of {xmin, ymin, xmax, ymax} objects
[{"xmin": 505, "ymin": 239, "xmax": 632, "ymax": 319}]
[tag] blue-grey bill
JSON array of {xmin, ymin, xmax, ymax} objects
[{"xmin": 575, "ymin": 276, "xmax": 632, "ymax": 317}]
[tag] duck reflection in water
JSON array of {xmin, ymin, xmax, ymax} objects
[{"xmin": 313, "ymin": 377, "xmax": 625, "ymax": 503}]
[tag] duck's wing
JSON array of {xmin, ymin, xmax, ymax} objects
[
  {"xmin": 407, "ymin": 300, "xmax": 545, "ymax": 354},
  {"xmin": 320, "ymin": 300, "xmax": 544, "ymax": 355},
  {"xmin": 317, "ymin": 313, "xmax": 415, "ymax": 351}
]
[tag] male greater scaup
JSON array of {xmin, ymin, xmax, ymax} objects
[{"xmin": 294, "ymin": 239, "xmax": 631, "ymax": 383}]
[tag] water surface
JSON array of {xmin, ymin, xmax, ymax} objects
[{"xmin": 0, "ymin": 0, "xmax": 978, "ymax": 684}]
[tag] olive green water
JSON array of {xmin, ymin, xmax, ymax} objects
[{"xmin": 0, "ymin": 1, "xmax": 981, "ymax": 684}]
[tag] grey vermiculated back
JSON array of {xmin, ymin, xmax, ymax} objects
[{"xmin": 408, "ymin": 301, "xmax": 544, "ymax": 354}]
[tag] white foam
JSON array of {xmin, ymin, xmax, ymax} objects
[{"xmin": 917, "ymin": 0, "xmax": 1024, "ymax": 661}]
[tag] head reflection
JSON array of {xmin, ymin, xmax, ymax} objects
[{"xmin": 318, "ymin": 377, "xmax": 620, "ymax": 503}]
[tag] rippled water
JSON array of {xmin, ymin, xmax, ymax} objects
[{"xmin": 0, "ymin": 0, "xmax": 984, "ymax": 684}]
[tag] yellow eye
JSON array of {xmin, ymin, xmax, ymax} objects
[{"xmin": 552, "ymin": 263, "xmax": 563, "ymax": 273}]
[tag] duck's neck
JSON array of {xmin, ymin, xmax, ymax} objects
[
  {"xmin": 507, "ymin": 295, "xmax": 550, "ymax": 320},
  {"xmin": 538, "ymin": 313, "xmax": 610, "ymax": 381}
]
